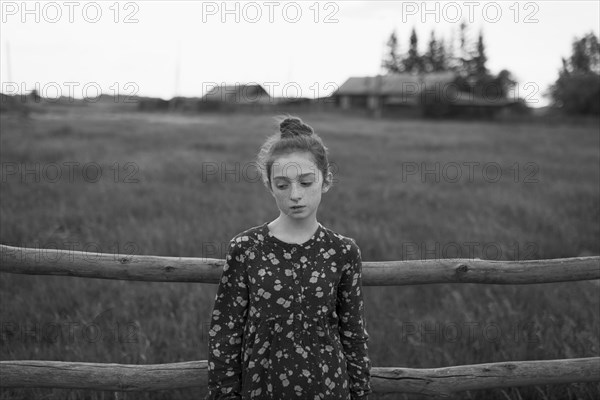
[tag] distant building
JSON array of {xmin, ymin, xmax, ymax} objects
[
  {"xmin": 199, "ymin": 83, "xmax": 272, "ymax": 111},
  {"xmin": 333, "ymin": 72, "xmax": 518, "ymax": 118}
]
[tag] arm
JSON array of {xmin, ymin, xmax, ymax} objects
[
  {"xmin": 337, "ymin": 238, "xmax": 373, "ymax": 400},
  {"xmin": 205, "ymin": 238, "xmax": 249, "ymax": 400}
]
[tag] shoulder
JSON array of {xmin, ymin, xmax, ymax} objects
[
  {"xmin": 227, "ymin": 223, "xmax": 266, "ymax": 254},
  {"xmin": 319, "ymin": 225, "xmax": 361, "ymax": 260}
]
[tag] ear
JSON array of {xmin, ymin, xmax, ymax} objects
[{"xmin": 321, "ymin": 171, "xmax": 333, "ymax": 194}]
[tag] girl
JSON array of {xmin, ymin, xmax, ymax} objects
[{"xmin": 205, "ymin": 116, "xmax": 372, "ymax": 400}]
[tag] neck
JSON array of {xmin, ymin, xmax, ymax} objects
[{"xmin": 270, "ymin": 214, "xmax": 319, "ymax": 234}]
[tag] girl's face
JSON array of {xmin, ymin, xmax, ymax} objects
[{"xmin": 269, "ymin": 152, "xmax": 330, "ymax": 221}]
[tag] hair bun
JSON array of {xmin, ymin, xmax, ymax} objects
[{"xmin": 280, "ymin": 117, "xmax": 314, "ymax": 139}]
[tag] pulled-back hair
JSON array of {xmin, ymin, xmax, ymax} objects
[{"xmin": 257, "ymin": 114, "xmax": 331, "ymax": 190}]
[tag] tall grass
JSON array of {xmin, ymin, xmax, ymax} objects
[{"xmin": 1, "ymin": 107, "xmax": 598, "ymax": 399}]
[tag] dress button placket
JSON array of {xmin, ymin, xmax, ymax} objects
[
  {"xmin": 294, "ymin": 264, "xmax": 300, "ymax": 284},
  {"xmin": 292, "ymin": 246, "xmax": 304, "ymax": 342}
]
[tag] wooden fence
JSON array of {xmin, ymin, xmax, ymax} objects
[{"xmin": 1, "ymin": 244, "xmax": 599, "ymax": 397}]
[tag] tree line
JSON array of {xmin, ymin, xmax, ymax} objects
[
  {"xmin": 382, "ymin": 24, "xmax": 600, "ymax": 116},
  {"xmin": 381, "ymin": 23, "xmax": 515, "ymax": 101},
  {"xmin": 550, "ymin": 32, "xmax": 599, "ymax": 115}
]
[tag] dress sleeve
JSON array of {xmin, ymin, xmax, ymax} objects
[
  {"xmin": 336, "ymin": 238, "xmax": 373, "ymax": 400},
  {"xmin": 205, "ymin": 238, "xmax": 249, "ymax": 400}
]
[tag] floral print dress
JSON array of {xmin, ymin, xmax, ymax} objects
[{"xmin": 205, "ymin": 222, "xmax": 372, "ymax": 400}]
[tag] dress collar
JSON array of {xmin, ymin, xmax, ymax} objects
[{"xmin": 262, "ymin": 221, "xmax": 323, "ymax": 248}]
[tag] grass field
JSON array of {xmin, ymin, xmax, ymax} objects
[{"xmin": 1, "ymin": 106, "xmax": 599, "ymax": 399}]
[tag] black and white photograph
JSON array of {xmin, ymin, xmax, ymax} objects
[{"xmin": 1, "ymin": 1, "xmax": 599, "ymax": 399}]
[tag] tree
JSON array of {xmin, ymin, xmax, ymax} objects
[
  {"xmin": 458, "ymin": 21, "xmax": 470, "ymax": 76},
  {"xmin": 382, "ymin": 30, "xmax": 403, "ymax": 74},
  {"xmin": 424, "ymin": 31, "xmax": 448, "ymax": 72},
  {"xmin": 446, "ymin": 28, "xmax": 459, "ymax": 72},
  {"xmin": 472, "ymin": 32, "xmax": 488, "ymax": 77},
  {"xmin": 493, "ymin": 69, "xmax": 516, "ymax": 99},
  {"xmin": 550, "ymin": 31, "xmax": 600, "ymax": 115},
  {"xmin": 434, "ymin": 38, "xmax": 448, "ymax": 72},
  {"xmin": 568, "ymin": 32, "xmax": 600, "ymax": 74},
  {"xmin": 423, "ymin": 31, "xmax": 437, "ymax": 73},
  {"xmin": 452, "ymin": 29, "xmax": 508, "ymax": 100},
  {"xmin": 402, "ymin": 28, "xmax": 424, "ymax": 73},
  {"xmin": 470, "ymin": 31, "xmax": 494, "ymax": 98}
]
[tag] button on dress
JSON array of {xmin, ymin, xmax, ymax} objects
[{"xmin": 205, "ymin": 222, "xmax": 372, "ymax": 400}]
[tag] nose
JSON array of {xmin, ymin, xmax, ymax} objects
[{"xmin": 289, "ymin": 182, "xmax": 302, "ymax": 200}]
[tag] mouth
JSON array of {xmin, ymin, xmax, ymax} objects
[{"xmin": 290, "ymin": 206, "xmax": 305, "ymax": 211}]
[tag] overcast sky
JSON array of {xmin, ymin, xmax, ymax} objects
[{"xmin": 1, "ymin": 1, "xmax": 598, "ymax": 107}]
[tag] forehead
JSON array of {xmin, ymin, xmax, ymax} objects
[{"xmin": 271, "ymin": 152, "xmax": 319, "ymax": 179}]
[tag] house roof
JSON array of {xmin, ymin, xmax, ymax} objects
[
  {"xmin": 334, "ymin": 72, "xmax": 457, "ymax": 96},
  {"xmin": 335, "ymin": 72, "xmax": 518, "ymax": 106},
  {"xmin": 202, "ymin": 84, "xmax": 270, "ymax": 103}
]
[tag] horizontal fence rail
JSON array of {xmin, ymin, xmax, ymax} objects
[
  {"xmin": 1, "ymin": 244, "xmax": 599, "ymax": 284},
  {"xmin": 1, "ymin": 358, "xmax": 599, "ymax": 396},
  {"xmin": 1, "ymin": 244, "xmax": 599, "ymax": 395}
]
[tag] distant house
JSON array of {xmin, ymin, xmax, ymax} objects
[
  {"xmin": 136, "ymin": 84, "xmax": 273, "ymax": 113},
  {"xmin": 200, "ymin": 84, "xmax": 271, "ymax": 111},
  {"xmin": 332, "ymin": 72, "xmax": 518, "ymax": 118}
]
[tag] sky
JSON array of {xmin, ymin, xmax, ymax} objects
[{"xmin": 1, "ymin": 0, "xmax": 599, "ymax": 107}]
